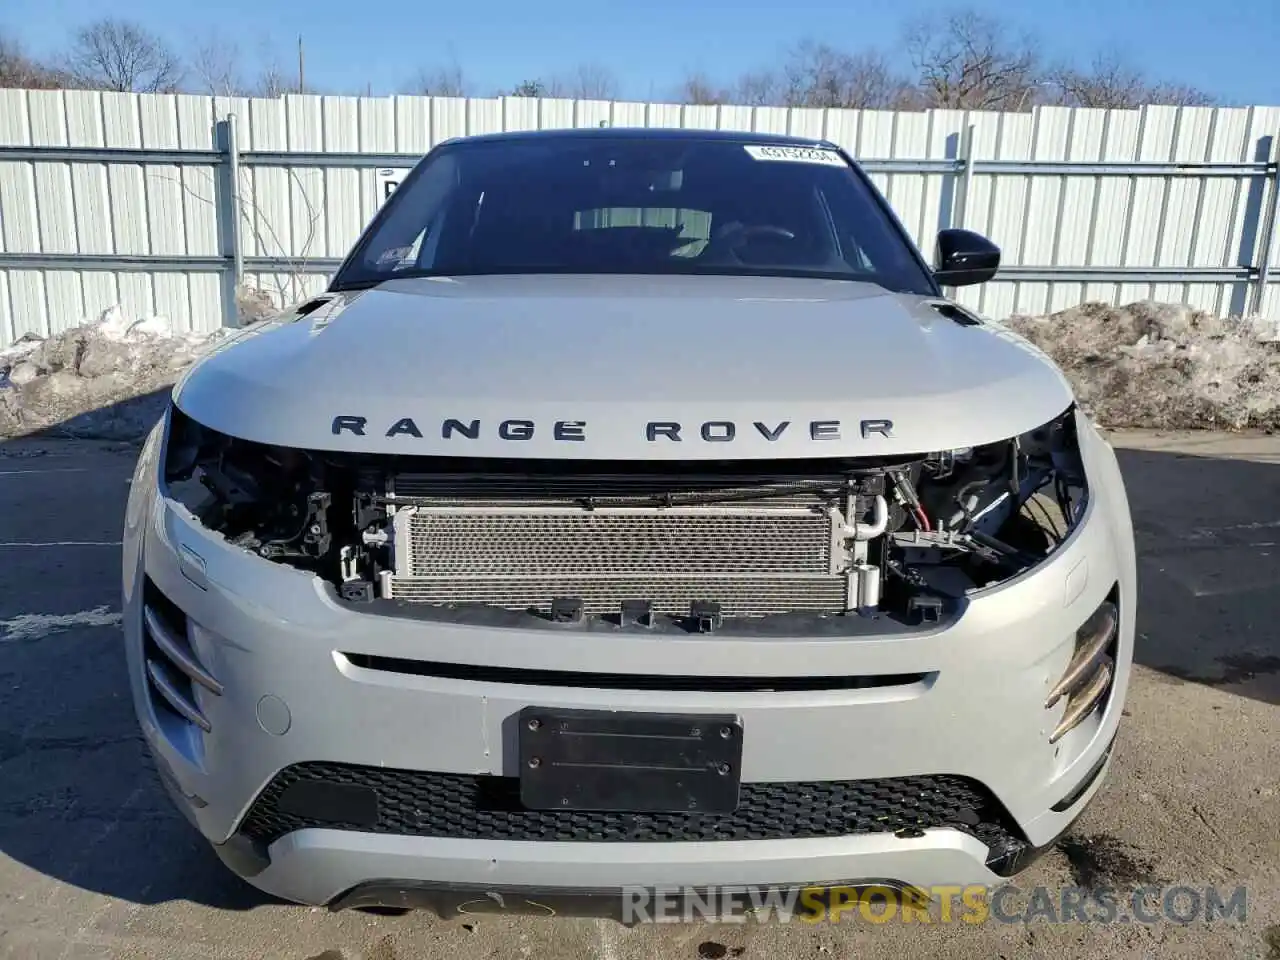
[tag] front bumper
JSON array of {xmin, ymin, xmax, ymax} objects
[{"xmin": 121, "ymin": 413, "xmax": 1137, "ymax": 910}]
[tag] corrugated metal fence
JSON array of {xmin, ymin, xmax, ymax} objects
[{"xmin": 1, "ymin": 88, "xmax": 1278, "ymax": 347}]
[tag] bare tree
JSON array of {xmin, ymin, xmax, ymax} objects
[
  {"xmin": 250, "ymin": 66, "xmax": 294, "ymax": 97},
  {"xmin": 1046, "ymin": 51, "xmax": 1215, "ymax": 108},
  {"xmin": 730, "ymin": 69, "xmax": 785, "ymax": 106},
  {"xmin": 671, "ymin": 27, "xmax": 1218, "ymax": 114},
  {"xmin": 905, "ymin": 9, "xmax": 1040, "ymax": 110},
  {"xmin": 567, "ymin": 62, "xmax": 618, "ymax": 100},
  {"xmin": 150, "ymin": 165, "xmax": 324, "ymax": 311},
  {"xmin": 673, "ymin": 71, "xmax": 729, "ymax": 105},
  {"xmin": 1142, "ymin": 81, "xmax": 1216, "ymax": 108},
  {"xmin": 408, "ymin": 63, "xmax": 468, "ymax": 96},
  {"xmin": 779, "ymin": 40, "xmax": 917, "ymax": 109},
  {"xmin": 0, "ymin": 33, "xmax": 71, "ymax": 89},
  {"xmin": 191, "ymin": 33, "xmax": 245, "ymax": 97},
  {"xmin": 680, "ymin": 42, "xmax": 919, "ymax": 111},
  {"xmin": 251, "ymin": 41, "xmax": 301, "ymax": 98},
  {"xmin": 503, "ymin": 64, "xmax": 616, "ymax": 100},
  {"xmin": 63, "ymin": 18, "xmax": 183, "ymax": 93},
  {"xmin": 189, "ymin": 32, "xmax": 307, "ymax": 98}
]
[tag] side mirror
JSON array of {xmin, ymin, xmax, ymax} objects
[{"xmin": 933, "ymin": 229, "xmax": 1001, "ymax": 287}]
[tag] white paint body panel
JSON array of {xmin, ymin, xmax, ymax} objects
[{"xmin": 172, "ymin": 274, "xmax": 1075, "ymax": 461}]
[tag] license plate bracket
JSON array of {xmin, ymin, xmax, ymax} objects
[{"xmin": 517, "ymin": 707, "xmax": 743, "ymax": 814}]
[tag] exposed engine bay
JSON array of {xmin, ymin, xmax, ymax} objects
[{"xmin": 163, "ymin": 405, "xmax": 1087, "ymax": 629}]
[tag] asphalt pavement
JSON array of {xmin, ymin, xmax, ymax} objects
[{"xmin": 0, "ymin": 430, "xmax": 1277, "ymax": 960}]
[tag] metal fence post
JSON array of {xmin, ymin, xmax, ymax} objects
[
  {"xmin": 214, "ymin": 113, "xmax": 246, "ymax": 329},
  {"xmin": 954, "ymin": 123, "xmax": 975, "ymax": 231},
  {"xmin": 226, "ymin": 112, "xmax": 245, "ymax": 293},
  {"xmin": 1251, "ymin": 136, "xmax": 1280, "ymax": 316},
  {"xmin": 938, "ymin": 124, "xmax": 976, "ymax": 301}
]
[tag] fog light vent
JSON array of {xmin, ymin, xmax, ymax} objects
[
  {"xmin": 142, "ymin": 578, "xmax": 219, "ymax": 733},
  {"xmin": 1046, "ymin": 598, "xmax": 1118, "ymax": 744}
]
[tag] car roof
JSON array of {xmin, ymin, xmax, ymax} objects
[{"xmin": 441, "ymin": 126, "xmax": 835, "ymax": 149}]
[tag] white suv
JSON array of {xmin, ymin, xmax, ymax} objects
[{"xmin": 122, "ymin": 127, "xmax": 1136, "ymax": 916}]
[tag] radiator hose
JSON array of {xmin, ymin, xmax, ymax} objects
[{"xmin": 831, "ymin": 495, "xmax": 889, "ymax": 541}]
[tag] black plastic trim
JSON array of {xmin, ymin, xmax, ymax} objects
[
  {"xmin": 516, "ymin": 706, "xmax": 744, "ymax": 814},
  {"xmin": 239, "ymin": 762, "xmax": 1027, "ymax": 853},
  {"xmin": 344, "ymin": 593, "xmax": 963, "ymax": 636},
  {"xmin": 340, "ymin": 653, "xmax": 934, "ymax": 693}
]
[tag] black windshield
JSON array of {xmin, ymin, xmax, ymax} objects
[{"xmin": 332, "ymin": 134, "xmax": 936, "ymax": 294}]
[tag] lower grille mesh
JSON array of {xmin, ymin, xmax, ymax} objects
[{"xmin": 239, "ymin": 762, "xmax": 1024, "ymax": 849}]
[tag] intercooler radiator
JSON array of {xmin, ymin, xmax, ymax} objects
[{"xmin": 382, "ymin": 472, "xmax": 857, "ymax": 617}]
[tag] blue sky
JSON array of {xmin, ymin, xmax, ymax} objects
[{"xmin": 8, "ymin": 0, "xmax": 1279, "ymax": 104}]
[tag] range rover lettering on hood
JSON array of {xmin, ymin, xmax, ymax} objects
[
  {"xmin": 331, "ymin": 416, "xmax": 895, "ymax": 442},
  {"xmin": 170, "ymin": 275, "xmax": 1077, "ymax": 460}
]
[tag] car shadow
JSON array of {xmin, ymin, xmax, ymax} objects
[
  {"xmin": 0, "ymin": 400, "xmax": 1277, "ymax": 910},
  {"xmin": 1118, "ymin": 444, "xmax": 1280, "ymax": 706},
  {"xmin": 1, "ymin": 395, "xmax": 277, "ymax": 911}
]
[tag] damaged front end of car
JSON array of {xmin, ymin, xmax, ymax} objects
[{"xmin": 160, "ymin": 403, "xmax": 1088, "ymax": 630}]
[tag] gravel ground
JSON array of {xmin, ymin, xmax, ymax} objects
[{"xmin": 0, "ymin": 430, "xmax": 1278, "ymax": 960}]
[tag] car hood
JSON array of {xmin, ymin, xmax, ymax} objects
[{"xmin": 173, "ymin": 274, "xmax": 1074, "ymax": 460}]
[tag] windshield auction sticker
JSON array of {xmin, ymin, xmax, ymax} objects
[{"xmin": 743, "ymin": 144, "xmax": 846, "ymax": 165}]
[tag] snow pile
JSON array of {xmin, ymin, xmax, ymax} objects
[
  {"xmin": 1003, "ymin": 301, "xmax": 1280, "ymax": 431},
  {"xmin": 236, "ymin": 284, "xmax": 282, "ymax": 325},
  {"xmin": 0, "ymin": 306, "xmax": 228, "ymax": 441}
]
